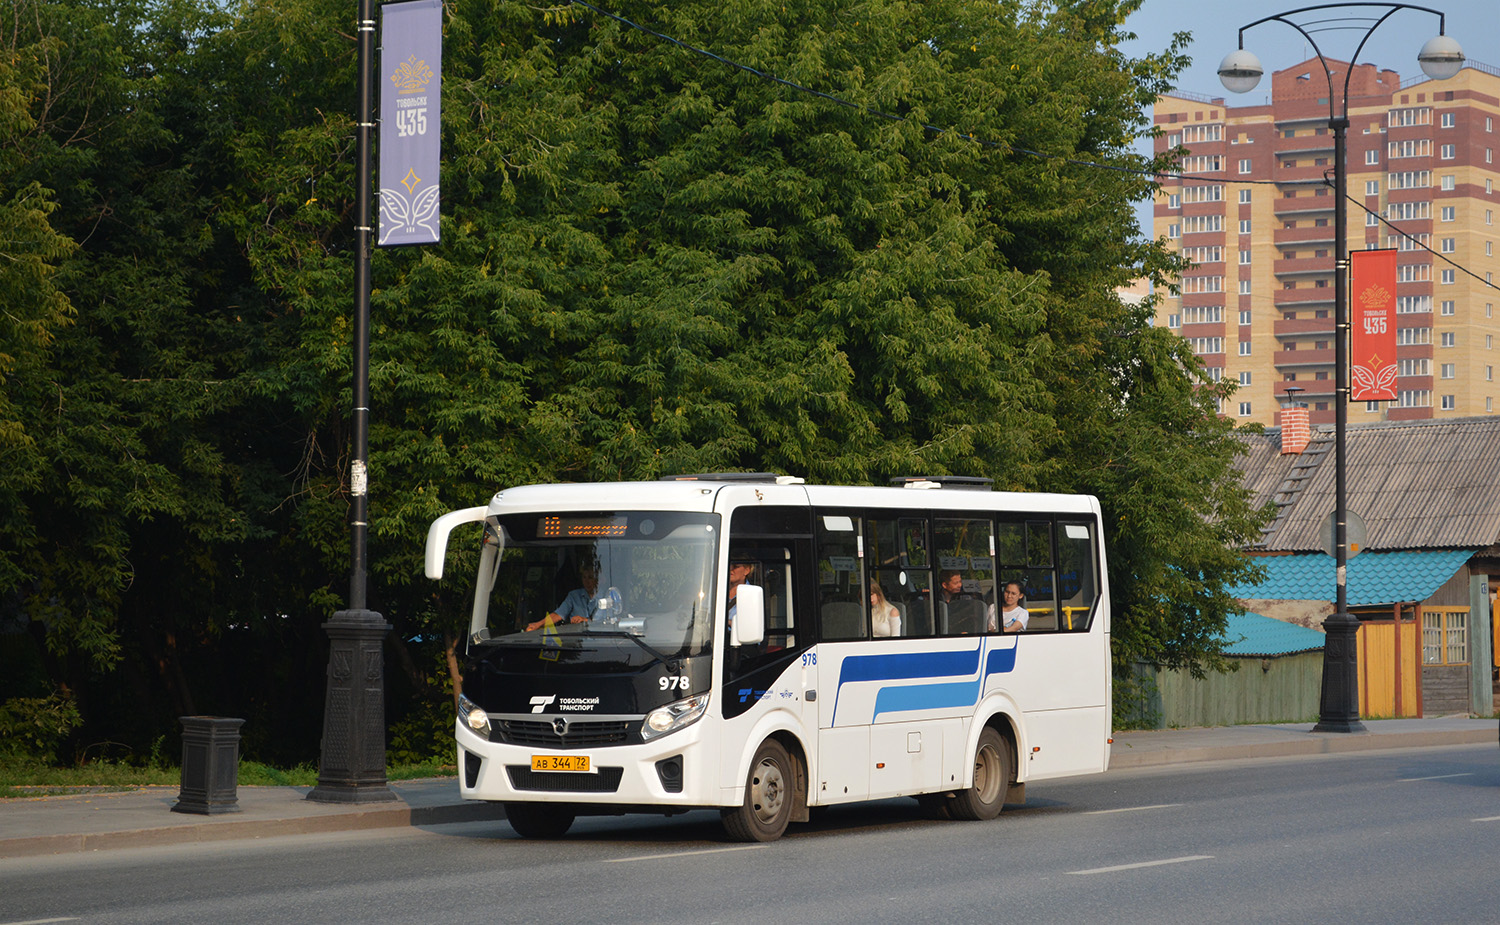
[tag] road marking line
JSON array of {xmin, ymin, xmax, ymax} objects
[
  {"xmin": 1069, "ymin": 855, "xmax": 1214, "ymax": 875},
  {"xmin": 1397, "ymin": 773, "xmax": 1473, "ymax": 782},
  {"xmin": 607, "ymin": 845, "xmax": 766, "ymax": 863},
  {"xmin": 1473, "ymin": 815, "xmax": 1500, "ymax": 822},
  {"xmin": 1082, "ymin": 803, "xmax": 1182, "ymax": 815},
  {"xmin": 0, "ymin": 919, "xmax": 81, "ymax": 925}
]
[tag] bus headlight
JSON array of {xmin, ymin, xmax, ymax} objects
[
  {"xmin": 641, "ymin": 693, "xmax": 709, "ymax": 742},
  {"xmin": 457, "ymin": 695, "xmax": 491, "ymax": 739}
]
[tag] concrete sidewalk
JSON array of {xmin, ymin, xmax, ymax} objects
[{"xmin": 2, "ymin": 717, "xmax": 1494, "ymax": 859}]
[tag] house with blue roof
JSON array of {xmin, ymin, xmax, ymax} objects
[{"xmin": 1231, "ymin": 416, "xmax": 1500, "ymax": 717}]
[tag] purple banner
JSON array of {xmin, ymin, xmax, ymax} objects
[{"xmin": 379, "ymin": 0, "xmax": 442, "ymax": 246}]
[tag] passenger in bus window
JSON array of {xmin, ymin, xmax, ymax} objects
[
  {"xmin": 870, "ymin": 583, "xmax": 901, "ymax": 637},
  {"xmin": 938, "ymin": 570, "xmax": 968, "ymax": 604},
  {"xmin": 995, "ymin": 581, "xmax": 1029, "ymax": 633},
  {"xmin": 526, "ymin": 563, "xmax": 599, "ymax": 631}
]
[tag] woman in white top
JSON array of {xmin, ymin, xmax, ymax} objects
[
  {"xmin": 997, "ymin": 580, "xmax": 1029, "ymax": 633},
  {"xmin": 870, "ymin": 583, "xmax": 901, "ymax": 637}
]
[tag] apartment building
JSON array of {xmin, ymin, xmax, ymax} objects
[{"xmin": 1152, "ymin": 59, "xmax": 1500, "ymax": 426}]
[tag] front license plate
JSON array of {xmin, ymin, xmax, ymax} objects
[{"xmin": 531, "ymin": 754, "xmax": 591, "ymax": 773}]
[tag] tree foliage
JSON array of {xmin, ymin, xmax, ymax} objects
[{"xmin": 0, "ymin": 0, "xmax": 1265, "ymax": 763}]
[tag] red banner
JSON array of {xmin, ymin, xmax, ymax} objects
[{"xmin": 1349, "ymin": 249, "xmax": 1398, "ymax": 402}]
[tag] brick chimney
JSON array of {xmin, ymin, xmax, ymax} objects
[{"xmin": 1280, "ymin": 406, "xmax": 1311, "ymax": 455}]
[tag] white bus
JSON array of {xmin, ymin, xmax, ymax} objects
[{"xmin": 425, "ymin": 474, "xmax": 1111, "ymax": 841}]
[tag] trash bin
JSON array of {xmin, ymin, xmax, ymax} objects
[{"xmin": 173, "ymin": 716, "xmax": 245, "ymax": 815}]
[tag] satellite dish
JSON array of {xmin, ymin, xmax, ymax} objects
[{"xmin": 1319, "ymin": 510, "xmax": 1368, "ymax": 559}]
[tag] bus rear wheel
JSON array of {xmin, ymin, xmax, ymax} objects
[
  {"xmin": 504, "ymin": 802, "xmax": 576, "ymax": 839},
  {"xmin": 722, "ymin": 739, "xmax": 796, "ymax": 842},
  {"xmin": 947, "ymin": 727, "xmax": 1011, "ymax": 821}
]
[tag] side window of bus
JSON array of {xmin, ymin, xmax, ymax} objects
[
  {"xmin": 815, "ymin": 514, "xmax": 866, "ymax": 641},
  {"xmin": 934, "ymin": 517, "xmax": 994, "ymax": 635},
  {"xmin": 865, "ymin": 515, "xmax": 931, "ymax": 637},
  {"xmin": 1057, "ymin": 521, "xmax": 1099, "ymax": 631},
  {"xmin": 997, "ymin": 519, "xmax": 1056, "ymax": 632}
]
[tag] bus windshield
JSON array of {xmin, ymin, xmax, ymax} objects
[{"xmin": 477, "ymin": 511, "xmax": 719, "ymax": 661}]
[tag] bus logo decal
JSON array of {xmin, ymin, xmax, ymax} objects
[
  {"xmin": 530, "ymin": 695, "xmax": 557, "ymax": 713},
  {"xmin": 872, "ymin": 679, "xmax": 983, "ymax": 720}
]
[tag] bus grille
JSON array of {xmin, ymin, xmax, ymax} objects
[
  {"xmin": 495, "ymin": 719, "xmax": 632, "ymax": 748},
  {"xmin": 506, "ymin": 765, "xmax": 624, "ymax": 793}
]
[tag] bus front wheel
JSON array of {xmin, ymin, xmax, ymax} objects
[
  {"xmin": 947, "ymin": 726, "xmax": 1011, "ymax": 821},
  {"xmin": 504, "ymin": 802, "xmax": 576, "ymax": 839},
  {"xmin": 722, "ymin": 739, "xmax": 796, "ymax": 842}
]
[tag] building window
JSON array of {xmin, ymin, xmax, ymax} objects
[
  {"xmin": 1239, "ymin": 371, "xmax": 1252, "ymax": 386},
  {"xmin": 1238, "ymin": 341, "xmax": 1251, "ymax": 356},
  {"xmin": 1239, "ymin": 189, "xmax": 1252, "ymax": 204},
  {"xmin": 1441, "ymin": 395, "xmax": 1455, "ymax": 410},
  {"xmin": 1398, "ymin": 389, "xmax": 1431, "ymax": 407},
  {"xmin": 1366, "ymin": 213, "xmax": 1380, "ymax": 226},
  {"xmin": 1239, "ymin": 309, "xmax": 1252, "ymax": 325},
  {"xmin": 1441, "ymin": 300, "xmax": 1455, "ymax": 316},
  {"xmin": 1441, "ymin": 332, "xmax": 1456, "ymax": 347},
  {"xmin": 1441, "ymin": 206, "xmax": 1455, "ymax": 222},
  {"xmin": 1167, "ymin": 313, "xmax": 1180, "ymax": 328},
  {"xmin": 1239, "ymin": 219, "xmax": 1251, "ymax": 234},
  {"xmin": 1488, "ymin": 211, "xmax": 1494, "ymax": 226},
  {"xmin": 1238, "ymin": 402, "xmax": 1252, "ymax": 417},
  {"xmin": 1366, "ymin": 401, "xmax": 1380, "ymax": 412},
  {"xmin": 1365, "ymin": 180, "xmax": 1379, "ymax": 196},
  {"xmin": 1488, "ymin": 243, "xmax": 1494, "ymax": 257},
  {"xmin": 1239, "ymin": 158, "xmax": 1252, "ymax": 174},
  {"xmin": 1441, "ymin": 269, "xmax": 1455, "ymax": 285},
  {"xmin": 1441, "ymin": 175, "xmax": 1455, "ymax": 190},
  {"xmin": 1167, "ymin": 193, "xmax": 1181, "ymax": 208},
  {"xmin": 1239, "ymin": 280, "xmax": 1251, "ymax": 295},
  {"xmin": 1440, "ymin": 143, "xmax": 1455, "ymax": 159},
  {"xmin": 1440, "ymin": 112, "xmax": 1455, "ymax": 128},
  {"xmin": 1239, "ymin": 249, "xmax": 1251, "ymax": 265},
  {"xmin": 1364, "ymin": 150, "xmax": 1378, "ymax": 165},
  {"xmin": 1489, "ymin": 148, "xmax": 1494, "ymax": 164},
  {"xmin": 1441, "ymin": 363, "xmax": 1455, "ymax": 379},
  {"xmin": 1488, "ymin": 366, "xmax": 1494, "ymax": 382},
  {"xmin": 1441, "ymin": 238, "xmax": 1455, "ymax": 253},
  {"xmin": 1315, "ymin": 371, "xmax": 1329, "ymax": 381},
  {"xmin": 1168, "ymin": 223, "xmax": 1180, "ymax": 238},
  {"xmin": 1423, "ymin": 609, "xmax": 1468, "ymax": 665}
]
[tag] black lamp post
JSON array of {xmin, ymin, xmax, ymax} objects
[
  {"xmin": 1217, "ymin": 4, "xmax": 1463, "ymax": 734},
  {"xmin": 307, "ymin": 0, "xmax": 396, "ymax": 804}
]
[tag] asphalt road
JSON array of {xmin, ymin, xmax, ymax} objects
[{"xmin": 3, "ymin": 743, "xmax": 1497, "ymax": 924}]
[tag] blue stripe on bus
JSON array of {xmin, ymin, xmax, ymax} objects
[
  {"xmin": 873, "ymin": 679, "xmax": 983, "ymax": 720},
  {"xmin": 830, "ymin": 642, "xmax": 1019, "ymax": 724}
]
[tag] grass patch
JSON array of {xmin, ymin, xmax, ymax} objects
[{"xmin": 1, "ymin": 758, "xmax": 456, "ymax": 798}]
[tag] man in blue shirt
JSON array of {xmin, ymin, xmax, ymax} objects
[{"xmin": 526, "ymin": 564, "xmax": 600, "ymax": 631}]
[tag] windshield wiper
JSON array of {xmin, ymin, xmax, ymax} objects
[{"xmin": 581, "ymin": 627, "xmax": 680, "ymax": 672}]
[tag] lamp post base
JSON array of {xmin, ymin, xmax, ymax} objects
[
  {"xmin": 1312, "ymin": 610, "xmax": 1368, "ymax": 734},
  {"xmin": 306, "ymin": 610, "xmax": 399, "ymax": 804}
]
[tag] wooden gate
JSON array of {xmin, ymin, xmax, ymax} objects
[{"xmin": 1356, "ymin": 610, "xmax": 1420, "ymax": 719}]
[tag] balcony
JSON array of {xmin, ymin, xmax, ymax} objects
[
  {"xmin": 1273, "ymin": 288, "xmax": 1336, "ymax": 306},
  {"xmin": 1273, "ymin": 224, "xmax": 1336, "ymax": 245},
  {"xmin": 1273, "ymin": 347, "xmax": 1335, "ymax": 368},
  {"xmin": 1273, "ymin": 256, "xmax": 1333, "ymax": 277},
  {"xmin": 1275, "ymin": 381, "xmax": 1335, "ymax": 402},
  {"xmin": 1274, "ymin": 317, "xmax": 1335, "ymax": 338},
  {"xmin": 1274, "ymin": 134, "xmax": 1336, "ymax": 155},
  {"xmin": 1273, "ymin": 195, "xmax": 1336, "ymax": 216}
]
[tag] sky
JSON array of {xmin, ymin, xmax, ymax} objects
[{"xmin": 1117, "ymin": 0, "xmax": 1500, "ymax": 237}]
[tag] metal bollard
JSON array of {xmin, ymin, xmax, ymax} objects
[{"xmin": 173, "ymin": 716, "xmax": 245, "ymax": 814}]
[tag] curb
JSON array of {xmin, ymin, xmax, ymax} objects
[
  {"xmin": 0, "ymin": 801, "xmax": 509, "ymax": 859},
  {"xmin": 1108, "ymin": 728, "xmax": 1497, "ymax": 769}
]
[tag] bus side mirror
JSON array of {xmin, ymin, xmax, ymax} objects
[
  {"xmin": 425, "ymin": 506, "xmax": 488, "ymax": 579},
  {"xmin": 731, "ymin": 585, "xmax": 765, "ymax": 647}
]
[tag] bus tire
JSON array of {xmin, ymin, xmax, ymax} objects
[
  {"xmin": 504, "ymin": 802, "xmax": 576, "ymax": 839},
  {"xmin": 947, "ymin": 726, "xmax": 1011, "ymax": 821},
  {"xmin": 721, "ymin": 739, "xmax": 796, "ymax": 842}
]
